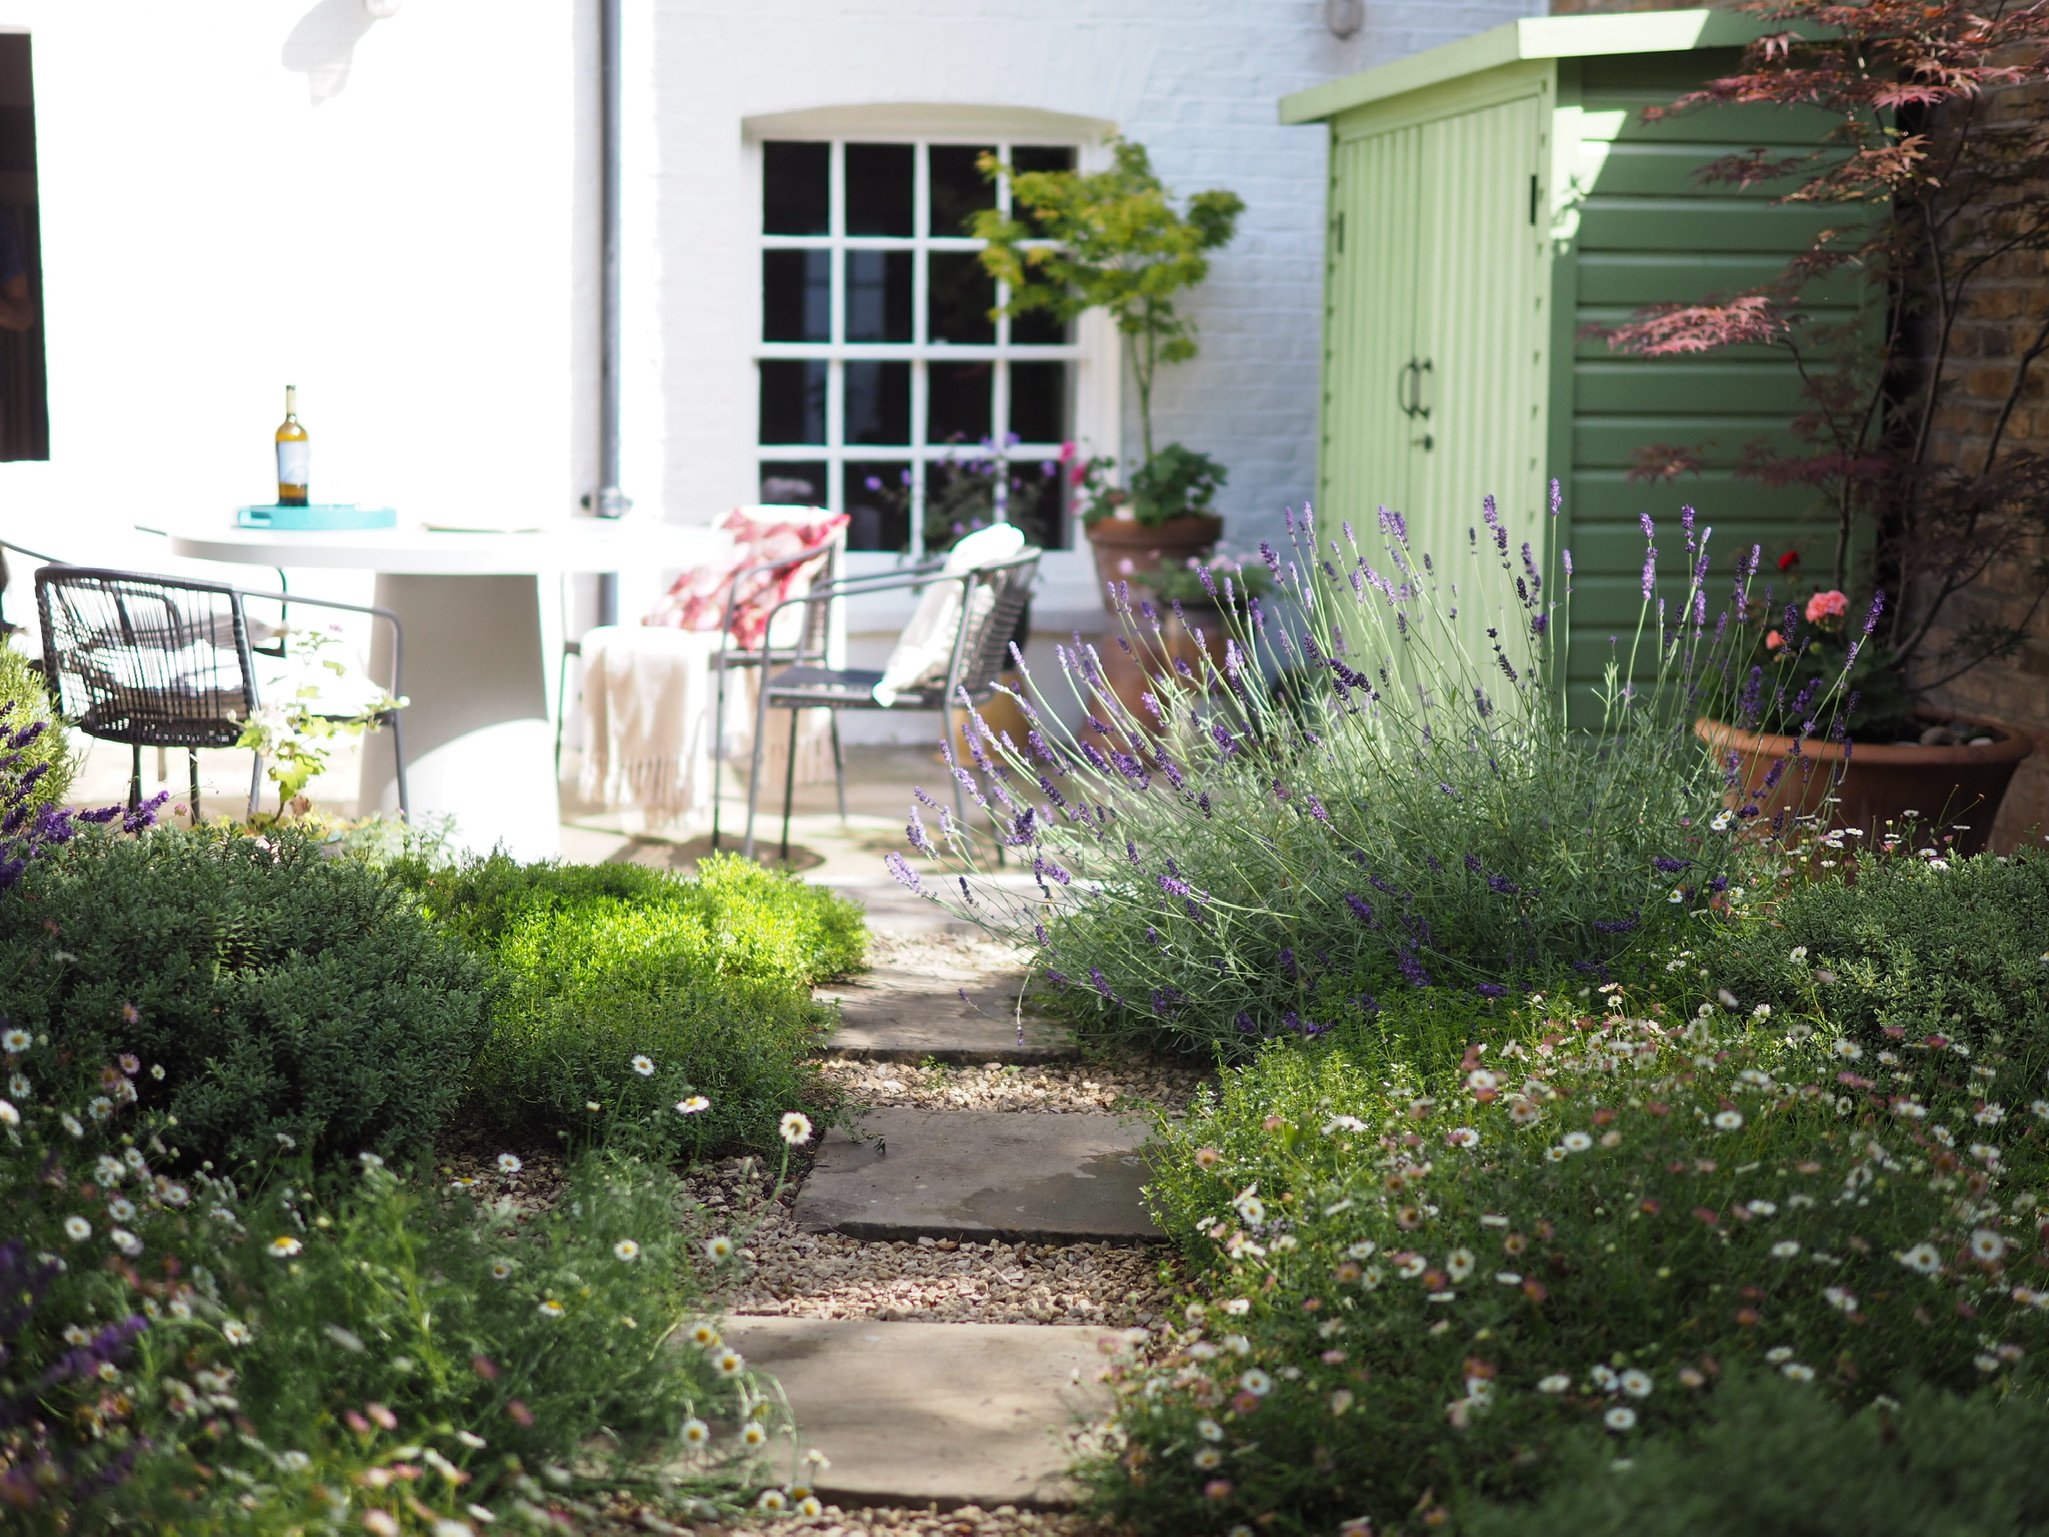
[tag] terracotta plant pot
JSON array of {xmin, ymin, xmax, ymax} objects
[
  {"xmin": 1085, "ymin": 513, "xmax": 1223, "ymax": 608},
  {"xmin": 1694, "ymin": 715, "xmax": 2034, "ymax": 856}
]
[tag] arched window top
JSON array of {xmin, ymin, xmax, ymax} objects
[{"xmin": 743, "ymin": 102, "xmax": 1113, "ymax": 144}]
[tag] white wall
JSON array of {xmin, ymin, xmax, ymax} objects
[{"xmin": 0, "ymin": 0, "xmax": 597, "ymax": 560}]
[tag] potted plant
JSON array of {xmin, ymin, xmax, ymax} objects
[
  {"xmin": 973, "ymin": 140, "xmax": 1243, "ymax": 606},
  {"xmin": 1609, "ymin": 0, "xmax": 2049, "ymax": 850}
]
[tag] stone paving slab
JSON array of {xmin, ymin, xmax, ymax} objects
[
  {"xmin": 719, "ymin": 1317, "xmax": 1112, "ymax": 1509},
  {"xmin": 795, "ymin": 1108, "xmax": 1162, "ymax": 1244},
  {"xmin": 819, "ymin": 962, "xmax": 1075, "ymax": 1065}
]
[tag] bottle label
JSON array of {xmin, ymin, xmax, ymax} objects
[{"xmin": 277, "ymin": 442, "xmax": 310, "ymax": 488}]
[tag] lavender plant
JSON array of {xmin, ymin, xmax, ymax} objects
[{"xmin": 897, "ymin": 492, "xmax": 1853, "ymax": 1055}]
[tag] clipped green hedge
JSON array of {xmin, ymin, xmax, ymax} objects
[
  {"xmin": 396, "ymin": 853, "xmax": 864, "ymax": 1157},
  {"xmin": 0, "ymin": 825, "xmax": 491, "ymax": 1172},
  {"xmin": 1701, "ymin": 847, "xmax": 2049, "ymax": 1068},
  {"xmin": 1461, "ymin": 1370, "xmax": 2049, "ymax": 1537}
]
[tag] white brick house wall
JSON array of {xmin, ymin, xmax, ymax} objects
[{"xmin": 630, "ymin": 0, "xmax": 1542, "ymax": 631}]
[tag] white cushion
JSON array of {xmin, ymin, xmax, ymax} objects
[{"xmin": 872, "ymin": 524, "xmax": 1027, "ymax": 706}]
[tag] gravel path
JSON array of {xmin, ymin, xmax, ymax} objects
[{"xmin": 819, "ymin": 1059, "xmax": 1205, "ymax": 1116}]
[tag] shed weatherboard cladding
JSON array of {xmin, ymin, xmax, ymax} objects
[
  {"xmin": 1291, "ymin": 11, "xmax": 1866, "ymax": 696},
  {"xmin": 1555, "ymin": 49, "xmax": 1863, "ymax": 690}
]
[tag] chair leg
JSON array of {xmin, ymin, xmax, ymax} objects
[
  {"xmin": 128, "ymin": 745, "xmax": 142, "ymax": 814},
  {"xmin": 552, "ymin": 646, "xmax": 573, "ymax": 782},
  {"xmin": 248, "ymin": 752, "xmax": 264, "ymax": 820},
  {"xmin": 710, "ymin": 664, "xmax": 729, "ymax": 852},
  {"xmin": 387, "ymin": 712, "xmax": 410, "ymax": 823},
  {"xmin": 188, "ymin": 749, "xmax": 202, "ymax": 825},
  {"xmin": 828, "ymin": 711, "xmax": 848, "ymax": 824},
  {"xmin": 779, "ymin": 706, "xmax": 800, "ymax": 864},
  {"xmin": 742, "ymin": 678, "xmax": 774, "ymax": 861}
]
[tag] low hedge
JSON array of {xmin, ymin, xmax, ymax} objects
[{"xmin": 397, "ymin": 853, "xmax": 865, "ymax": 1158}]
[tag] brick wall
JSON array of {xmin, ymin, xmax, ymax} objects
[{"xmin": 1911, "ymin": 75, "xmax": 2049, "ymax": 850}]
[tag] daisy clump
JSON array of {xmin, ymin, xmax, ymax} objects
[{"xmin": 1088, "ymin": 995, "xmax": 2049, "ymax": 1534}]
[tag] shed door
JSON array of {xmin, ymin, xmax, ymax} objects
[
  {"xmin": 1321, "ymin": 94, "xmax": 1546, "ymax": 580},
  {"xmin": 1323, "ymin": 124, "xmax": 1424, "ymax": 535}
]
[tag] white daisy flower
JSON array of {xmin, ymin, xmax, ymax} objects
[
  {"xmin": 676, "ymin": 1095, "xmax": 711, "ymax": 1115},
  {"xmin": 715, "ymin": 1349, "xmax": 745, "ymax": 1376},
  {"xmin": 110, "ymin": 1229, "xmax": 142, "ymax": 1257},
  {"xmin": 1714, "ymin": 1110, "xmax": 1744, "ymax": 1131},
  {"xmin": 490, "ymin": 1260, "xmax": 514, "ymax": 1280},
  {"xmin": 1446, "ymin": 1249, "xmax": 1476, "ymax": 1283},
  {"xmin": 1620, "ymin": 1370, "xmax": 1652, "ymax": 1398},
  {"xmin": 1, "ymin": 1028, "xmax": 31, "ymax": 1053},
  {"xmin": 1197, "ymin": 1417, "xmax": 1224, "ymax": 1442},
  {"xmin": 1824, "ymin": 1286, "xmax": 1857, "ymax": 1312},
  {"xmin": 779, "ymin": 1111, "xmax": 814, "ymax": 1146},
  {"xmin": 631, "ymin": 1055, "xmax": 655, "ymax": 1077},
  {"xmin": 1240, "ymin": 1369, "xmax": 1272, "ymax": 1397},
  {"xmin": 269, "ymin": 1236, "xmax": 302, "ymax": 1259},
  {"xmin": 1604, "ymin": 1406, "xmax": 1637, "ymax": 1432},
  {"xmin": 496, "ymin": 1153, "xmax": 523, "ymax": 1175},
  {"xmin": 613, "ymin": 1239, "xmax": 641, "ymax": 1262},
  {"xmin": 222, "ymin": 1320, "xmax": 252, "ymax": 1345},
  {"xmin": 1781, "ymin": 1363, "xmax": 1815, "ymax": 1382},
  {"xmin": 1537, "ymin": 1374, "xmax": 1571, "ymax": 1394},
  {"xmin": 1193, "ymin": 1447, "xmax": 1223, "ymax": 1470},
  {"xmin": 65, "ymin": 1214, "xmax": 93, "ymax": 1242},
  {"xmin": 681, "ymin": 1418, "xmax": 710, "ymax": 1446},
  {"xmin": 538, "ymin": 1298, "xmax": 566, "ymax": 1319},
  {"xmin": 1561, "ymin": 1131, "xmax": 1593, "ymax": 1153},
  {"xmin": 1970, "ymin": 1229, "xmax": 2008, "ymax": 1264},
  {"xmin": 59, "ymin": 1113, "xmax": 82, "ymax": 1139},
  {"xmin": 741, "ymin": 1423, "xmax": 768, "ymax": 1448},
  {"xmin": 1771, "ymin": 1240, "xmax": 1801, "ymax": 1259},
  {"xmin": 705, "ymin": 1236, "xmax": 735, "ymax": 1262}
]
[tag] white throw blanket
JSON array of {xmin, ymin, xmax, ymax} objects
[{"xmin": 577, "ymin": 626, "xmax": 724, "ymax": 828}]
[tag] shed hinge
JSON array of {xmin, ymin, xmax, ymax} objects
[{"xmin": 1529, "ymin": 174, "xmax": 1540, "ymax": 227}]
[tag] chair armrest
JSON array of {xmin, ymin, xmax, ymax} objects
[{"xmin": 228, "ymin": 586, "xmax": 405, "ymax": 704}]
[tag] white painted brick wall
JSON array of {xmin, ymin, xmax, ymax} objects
[{"xmin": 635, "ymin": 0, "xmax": 1544, "ymax": 565}]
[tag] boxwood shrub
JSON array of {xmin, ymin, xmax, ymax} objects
[
  {"xmin": 0, "ymin": 825, "xmax": 491, "ymax": 1172},
  {"xmin": 396, "ymin": 853, "xmax": 865, "ymax": 1158}
]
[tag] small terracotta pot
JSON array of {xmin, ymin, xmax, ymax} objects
[
  {"xmin": 1694, "ymin": 714, "xmax": 2034, "ymax": 856},
  {"xmin": 1085, "ymin": 514, "xmax": 1223, "ymax": 608}
]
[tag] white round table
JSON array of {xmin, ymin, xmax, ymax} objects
[{"xmin": 166, "ymin": 520, "xmax": 724, "ymax": 860}]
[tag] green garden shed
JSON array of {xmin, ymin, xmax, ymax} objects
[{"xmin": 1281, "ymin": 9, "xmax": 1863, "ymax": 678}]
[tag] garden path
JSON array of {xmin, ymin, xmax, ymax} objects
[{"xmin": 710, "ymin": 928, "xmax": 1192, "ymax": 1537}]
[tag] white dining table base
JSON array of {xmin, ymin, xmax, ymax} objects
[{"xmin": 361, "ymin": 573, "xmax": 564, "ymax": 862}]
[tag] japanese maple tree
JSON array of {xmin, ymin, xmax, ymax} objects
[{"xmin": 1607, "ymin": 0, "xmax": 2049, "ymax": 709}]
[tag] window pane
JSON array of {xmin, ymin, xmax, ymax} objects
[
  {"xmin": 762, "ymin": 249, "xmax": 831, "ymax": 342},
  {"xmin": 1010, "ymin": 145, "xmax": 1076, "ymax": 178},
  {"xmin": 929, "ymin": 144, "xmax": 993, "ymax": 237},
  {"xmin": 1008, "ymin": 361, "xmax": 1067, "ymax": 445},
  {"xmin": 763, "ymin": 141, "xmax": 829, "ymax": 235},
  {"xmin": 760, "ymin": 460, "xmax": 829, "ymax": 509},
  {"xmin": 1011, "ymin": 303, "xmax": 1070, "ymax": 347},
  {"xmin": 926, "ymin": 457, "xmax": 1001, "ymax": 554},
  {"xmin": 928, "ymin": 251, "xmax": 995, "ymax": 344},
  {"xmin": 846, "ymin": 143, "xmax": 914, "ymax": 236},
  {"xmin": 844, "ymin": 461, "xmax": 912, "ymax": 553},
  {"xmin": 758, "ymin": 360, "xmax": 827, "ymax": 445},
  {"xmin": 1004, "ymin": 459, "xmax": 1070, "ymax": 550},
  {"xmin": 845, "ymin": 250, "xmax": 912, "ymax": 342},
  {"xmin": 927, "ymin": 361, "xmax": 992, "ymax": 444},
  {"xmin": 845, "ymin": 361, "xmax": 911, "ymax": 446}
]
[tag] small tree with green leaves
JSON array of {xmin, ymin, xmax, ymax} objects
[{"xmin": 973, "ymin": 139, "xmax": 1243, "ymax": 470}]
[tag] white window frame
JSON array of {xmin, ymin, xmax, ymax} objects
[{"xmin": 742, "ymin": 107, "xmax": 1119, "ymax": 629}]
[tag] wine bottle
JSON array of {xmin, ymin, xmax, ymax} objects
[{"xmin": 275, "ymin": 385, "xmax": 309, "ymax": 507}]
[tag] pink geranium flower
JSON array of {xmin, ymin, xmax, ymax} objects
[{"xmin": 1804, "ymin": 589, "xmax": 1849, "ymax": 623}]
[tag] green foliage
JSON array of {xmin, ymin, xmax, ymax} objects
[
  {"xmin": 1091, "ymin": 999, "xmax": 2049, "ymax": 1535},
  {"xmin": 0, "ymin": 825, "xmax": 490, "ymax": 1172},
  {"xmin": 973, "ymin": 138, "xmax": 1242, "ymax": 463},
  {"xmin": 0, "ymin": 1050, "xmax": 791, "ymax": 1533},
  {"xmin": 1460, "ymin": 1370, "xmax": 2049, "ymax": 1537},
  {"xmin": 0, "ymin": 641, "xmax": 71, "ymax": 813},
  {"xmin": 1127, "ymin": 443, "xmax": 1228, "ymax": 525},
  {"xmin": 920, "ymin": 506, "xmax": 1800, "ymax": 1058},
  {"xmin": 1702, "ymin": 843, "xmax": 2049, "ymax": 1072},
  {"xmin": 233, "ymin": 626, "xmax": 404, "ymax": 816},
  {"xmin": 397, "ymin": 853, "xmax": 864, "ymax": 1159}
]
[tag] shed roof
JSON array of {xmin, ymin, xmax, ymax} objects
[{"xmin": 1278, "ymin": 8, "xmax": 1772, "ymax": 125}]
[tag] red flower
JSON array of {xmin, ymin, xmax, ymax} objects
[{"xmin": 1778, "ymin": 549, "xmax": 1800, "ymax": 572}]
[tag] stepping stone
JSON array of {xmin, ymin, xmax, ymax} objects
[
  {"xmin": 719, "ymin": 1317, "xmax": 1113, "ymax": 1509},
  {"xmin": 819, "ymin": 961, "xmax": 1075, "ymax": 1064},
  {"xmin": 795, "ymin": 1107, "xmax": 1163, "ymax": 1244}
]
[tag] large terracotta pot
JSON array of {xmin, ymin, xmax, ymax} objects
[
  {"xmin": 1084, "ymin": 603, "xmax": 1233, "ymax": 754},
  {"xmin": 1694, "ymin": 715, "xmax": 2034, "ymax": 856},
  {"xmin": 1085, "ymin": 514, "xmax": 1223, "ymax": 608}
]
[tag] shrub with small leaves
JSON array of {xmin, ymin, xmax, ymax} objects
[
  {"xmin": 1459, "ymin": 1368, "xmax": 2049, "ymax": 1537},
  {"xmin": 0, "ymin": 824, "xmax": 490, "ymax": 1172},
  {"xmin": 1090, "ymin": 995, "xmax": 2049, "ymax": 1535},
  {"xmin": 396, "ymin": 853, "xmax": 863, "ymax": 1159},
  {"xmin": 1701, "ymin": 839, "xmax": 2049, "ymax": 1074}
]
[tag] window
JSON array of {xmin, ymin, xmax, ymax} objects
[{"xmin": 754, "ymin": 137, "xmax": 1081, "ymax": 558}]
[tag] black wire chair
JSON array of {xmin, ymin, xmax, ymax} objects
[
  {"xmin": 34, "ymin": 565, "xmax": 409, "ymax": 821},
  {"xmin": 727, "ymin": 546, "xmax": 1040, "ymax": 861}
]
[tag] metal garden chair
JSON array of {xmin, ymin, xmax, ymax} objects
[
  {"xmin": 33, "ymin": 564, "xmax": 409, "ymax": 821},
  {"xmin": 727, "ymin": 545, "xmax": 1039, "ymax": 861}
]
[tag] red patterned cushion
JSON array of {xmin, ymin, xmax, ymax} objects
[{"xmin": 645, "ymin": 507, "xmax": 847, "ymax": 646}]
